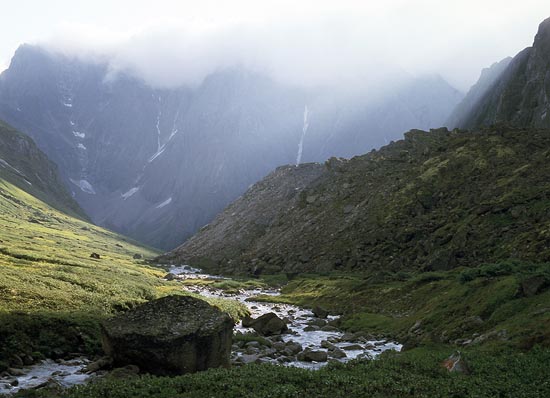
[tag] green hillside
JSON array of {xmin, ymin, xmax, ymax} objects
[{"xmin": 0, "ymin": 177, "xmax": 174, "ymax": 366}]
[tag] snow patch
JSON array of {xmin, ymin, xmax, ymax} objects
[
  {"xmin": 542, "ymin": 111, "xmax": 547, "ymax": 120},
  {"xmin": 73, "ymin": 131, "xmax": 85, "ymax": 138},
  {"xmin": 77, "ymin": 143, "xmax": 87, "ymax": 150},
  {"xmin": 121, "ymin": 186, "xmax": 140, "ymax": 200},
  {"xmin": 0, "ymin": 158, "xmax": 24, "ymax": 176},
  {"xmin": 155, "ymin": 197, "xmax": 172, "ymax": 209},
  {"xmin": 63, "ymin": 102, "xmax": 73, "ymax": 108},
  {"xmin": 70, "ymin": 179, "xmax": 96, "ymax": 195},
  {"xmin": 70, "ymin": 120, "xmax": 75, "ymax": 126},
  {"xmin": 296, "ymin": 105, "xmax": 310, "ymax": 166}
]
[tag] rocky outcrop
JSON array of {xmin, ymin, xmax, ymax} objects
[
  {"xmin": 161, "ymin": 126, "xmax": 550, "ymax": 275},
  {"xmin": 101, "ymin": 295, "xmax": 234, "ymax": 375},
  {"xmin": 449, "ymin": 17, "xmax": 550, "ymax": 129}
]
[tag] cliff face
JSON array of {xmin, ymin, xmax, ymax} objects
[
  {"xmin": 161, "ymin": 126, "xmax": 550, "ymax": 275},
  {"xmin": 451, "ymin": 17, "xmax": 550, "ymax": 129}
]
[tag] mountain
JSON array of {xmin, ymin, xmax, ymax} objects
[
  {"xmin": 0, "ymin": 45, "xmax": 462, "ymax": 249},
  {"xmin": 448, "ymin": 16, "xmax": 550, "ymax": 129},
  {"xmin": 445, "ymin": 57, "xmax": 512, "ymax": 129},
  {"xmin": 160, "ymin": 126, "xmax": 550, "ymax": 275},
  {"xmin": 0, "ymin": 119, "xmax": 85, "ymax": 218}
]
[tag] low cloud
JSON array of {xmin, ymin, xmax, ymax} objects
[{"xmin": 36, "ymin": 1, "xmax": 548, "ymax": 91}]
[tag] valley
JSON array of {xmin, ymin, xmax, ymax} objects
[{"xmin": 0, "ymin": 7, "xmax": 549, "ymax": 398}]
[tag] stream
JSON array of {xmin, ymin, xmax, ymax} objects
[
  {"xmin": 0, "ymin": 265, "xmax": 401, "ymax": 394},
  {"xmin": 170, "ymin": 265, "xmax": 402, "ymax": 370}
]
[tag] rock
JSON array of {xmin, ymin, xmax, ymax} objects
[
  {"xmin": 329, "ymin": 348, "xmax": 347, "ymax": 359},
  {"xmin": 408, "ymin": 320, "xmax": 422, "ymax": 334},
  {"xmin": 90, "ymin": 253, "xmax": 101, "ymax": 259},
  {"xmin": 303, "ymin": 325, "xmax": 320, "ymax": 332},
  {"xmin": 108, "ymin": 365, "xmax": 140, "ymax": 379},
  {"xmin": 308, "ymin": 318, "xmax": 327, "ymax": 327},
  {"xmin": 441, "ymin": 351, "xmax": 471, "ymax": 374},
  {"xmin": 245, "ymin": 313, "xmax": 288, "ymax": 336},
  {"xmin": 321, "ymin": 325, "xmax": 339, "ymax": 332},
  {"xmin": 7, "ymin": 378, "xmax": 18, "ymax": 387},
  {"xmin": 297, "ymin": 348, "xmax": 328, "ymax": 362},
  {"xmin": 312, "ymin": 306, "xmax": 329, "ymax": 319},
  {"xmin": 9, "ymin": 355, "xmax": 24, "ymax": 368},
  {"xmin": 284, "ymin": 341, "xmax": 303, "ymax": 356},
  {"xmin": 84, "ymin": 356, "xmax": 113, "ymax": 373},
  {"xmin": 163, "ymin": 273, "xmax": 177, "ymax": 281},
  {"xmin": 133, "ymin": 254, "xmax": 142, "ymax": 259},
  {"xmin": 101, "ymin": 295, "xmax": 234, "ymax": 375},
  {"xmin": 520, "ymin": 276, "xmax": 548, "ymax": 297},
  {"xmin": 7, "ymin": 368, "xmax": 25, "ymax": 376},
  {"xmin": 241, "ymin": 316, "xmax": 255, "ymax": 328},
  {"xmin": 341, "ymin": 344, "xmax": 363, "ymax": 351}
]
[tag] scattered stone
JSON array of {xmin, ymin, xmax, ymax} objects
[
  {"xmin": 245, "ymin": 313, "xmax": 288, "ymax": 336},
  {"xmin": 329, "ymin": 349, "xmax": 347, "ymax": 359},
  {"xmin": 84, "ymin": 356, "xmax": 113, "ymax": 373},
  {"xmin": 163, "ymin": 273, "xmax": 177, "ymax": 281},
  {"xmin": 441, "ymin": 351, "xmax": 471, "ymax": 374},
  {"xmin": 341, "ymin": 344, "xmax": 363, "ymax": 351},
  {"xmin": 133, "ymin": 254, "xmax": 142, "ymax": 259},
  {"xmin": 297, "ymin": 349, "xmax": 328, "ymax": 362},
  {"xmin": 520, "ymin": 276, "xmax": 548, "ymax": 297},
  {"xmin": 312, "ymin": 306, "xmax": 329, "ymax": 319},
  {"xmin": 108, "ymin": 365, "xmax": 140, "ymax": 379},
  {"xmin": 90, "ymin": 253, "xmax": 101, "ymax": 259},
  {"xmin": 320, "ymin": 325, "xmax": 339, "ymax": 332},
  {"xmin": 7, "ymin": 368, "xmax": 25, "ymax": 376},
  {"xmin": 101, "ymin": 295, "xmax": 234, "ymax": 375},
  {"xmin": 308, "ymin": 318, "xmax": 327, "ymax": 327}
]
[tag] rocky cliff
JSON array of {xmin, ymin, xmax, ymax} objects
[
  {"xmin": 161, "ymin": 126, "xmax": 550, "ymax": 275},
  {"xmin": 449, "ymin": 17, "xmax": 550, "ymax": 129}
]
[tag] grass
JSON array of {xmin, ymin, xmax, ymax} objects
[
  {"xmin": 251, "ymin": 264, "xmax": 550, "ymax": 349},
  {"xmin": 17, "ymin": 346, "xmax": 550, "ymax": 397},
  {"xmin": 0, "ymin": 179, "xmax": 247, "ymax": 365}
]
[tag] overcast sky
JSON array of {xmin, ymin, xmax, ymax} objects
[{"xmin": 1, "ymin": 0, "xmax": 548, "ymax": 90}]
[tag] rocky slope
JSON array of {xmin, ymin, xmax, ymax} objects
[
  {"xmin": 0, "ymin": 119, "xmax": 85, "ymax": 218},
  {"xmin": 449, "ymin": 16, "xmax": 550, "ymax": 129},
  {"xmin": 0, "ymin": 45, "xmax": 462, "ymax": 249},
  {"xmin": 161, "ymin": 126, "xmax": 550, "ymax": 275}
]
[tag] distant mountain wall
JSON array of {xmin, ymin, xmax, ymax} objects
[{"xmin": 0, "ymin": 45, "xmax": 462, "ymax": 249}]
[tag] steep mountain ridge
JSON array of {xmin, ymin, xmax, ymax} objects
[
  {"xmin": 0, "ymin": 45, "xmax": 462, "ymax": 249},
  {"xmin": 0, "ymin": 119, "xmax": 85, "ymax": 218},
  {"xmin": 161, "ymin": 126, "xmax": 550, "ymax": 275},
  {"xmin": 449, "ymin": 16, "xmax": 550, "ymax": 129}
]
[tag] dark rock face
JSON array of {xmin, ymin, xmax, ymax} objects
[
  {"xmin": 162, "ymin": 127, "xmax": 550, "ymax": 275},
  {"xmin": 101, "ymin": 295, "xmax": 234, "ymax": 375},
  {"xmin": 449, "ymin": 17, "xmax": 550, "ymax": 129}
]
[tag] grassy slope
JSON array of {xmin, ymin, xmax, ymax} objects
[
  {"xmin": 252, "ymin": 264, "xmax": 550, "ymax": 350},
  {"xmin": 0, "ymin": 179, "xmax": 249, "ymax": 369},
  {"xmin": 0, "ymin": 178, "xmax": 176, "ymax": 365}
]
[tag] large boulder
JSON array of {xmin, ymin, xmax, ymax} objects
[
  {"xmin": 242, "ymin": 313, "xmax": 288, "ymax": 336},
  {"xmin": 101, "ymin": 295, "xmax": 234, "ymax": 375}
]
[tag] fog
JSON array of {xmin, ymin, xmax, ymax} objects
[{"xmin": 2, "ymin": 1, "xmax": 549, "ymax": 91}]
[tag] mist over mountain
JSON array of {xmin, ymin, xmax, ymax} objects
[
  {"xmin": 448, "ymin": 16, "xmax": 550, "ymax": 129},
  {"xmin": 0, "ymin": 45, "xmax": 462, "ymax": 249}
]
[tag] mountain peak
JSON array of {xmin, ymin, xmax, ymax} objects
[{"xmin": 533, "ymin": 16, "xmax": 550, "ymax": 57}]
